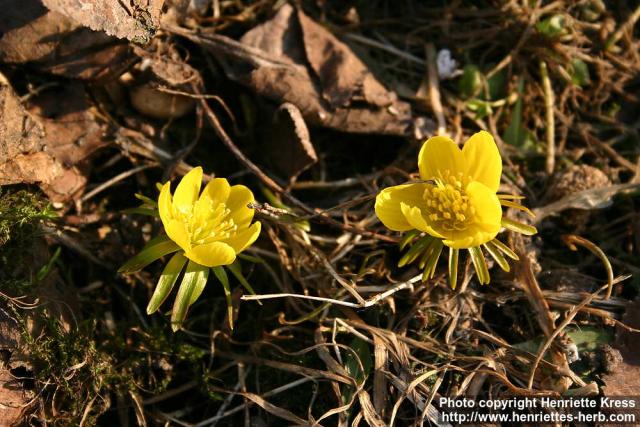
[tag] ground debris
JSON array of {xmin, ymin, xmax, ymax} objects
[{"xmin": 0, "ymin": 0, "xmax": 131, "ymax": 80}]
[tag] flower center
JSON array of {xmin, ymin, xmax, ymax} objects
[
  {"xmin": 423, "ymin": 171, "xmax": 475, "ymax": 231},
  {"xmin": 174, "ymin": 198, "xmax": 238, "ymax": 245}
]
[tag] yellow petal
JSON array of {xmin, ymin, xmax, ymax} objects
[
  {"xmin": 194, "ymin": 178, "xmax": 231, "ymax": 224},
  {"xmin": 462, "ymin": 131, "xmax": 502, "ymax": 192},
  {"xmin": 467, "ymin": 181, "xmax": 502, "ymax": 230},
  {"xmin": 224, "ymin": 222, "xmax": 261, "ymax": 254},
  {"xmin": 226, "ymin": 184, "xmax": 255, "ymax": 227},
  {"xmin": 400, "ymin": 202, "xmax": 445, "ymax": 238},
  {"xmin": 418, "ymin": 136, "xmax": 467, "ymax": 181},
  {"xmin": 173, "ymin": 167, "xmax": 203, "ymax": 212},
  {"xmin": 199, "ymin": 178, "xmax": 231, "ymax": 206},
  {"xmin": 158, "ymin": 181, "xmax": 173, "ymax": 226},
  {"xmin": 442, "ymin": 233, "xmax": 485, "ymax": 250},
  {"xmin": 375, "ymin": 183, "xmax": 427, "ymax": 231},
  {"xmin": 185, "ymin": 242, "xmax": 236, "ymax": 267},
  {"xmin": 442, "ymin": 181, "xmax": 502, "ymax": 249},
  {"xmin": 165, "ymin": 219, "xmax": 191, "ymax": 251}
]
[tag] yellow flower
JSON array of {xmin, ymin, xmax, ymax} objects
[
  {"xmin": 375, "ymin": 131, "xmax": 536, "ymax": 287},
  {"xmin": 119, "ymin": 166, "xmax": 261, "ymax": 331},
  {"xmin": 159, "ymin": 167, "xmax": 261, "ymax": 267}
]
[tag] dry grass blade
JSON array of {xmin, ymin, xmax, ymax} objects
[
  {"xmin": 562, "ymin": 234, "xmax": 615, "ymax": 299},
  {"xmin": 216, "ymin": 351, "xmax": 353, "ymax": 386},
  {"xmin": 208, "ymin": 386, "xmax": 307, "ymax": 425}
]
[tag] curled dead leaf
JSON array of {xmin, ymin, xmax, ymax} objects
[{"xmin": 266, "ymin": 103, "xmax": 317, "ymax": 181}]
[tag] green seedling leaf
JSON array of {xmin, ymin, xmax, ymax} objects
[
  {"xmin": 458, "ymin": 64, "xmax": 483, "ymax": 98},
  {"xmin": 238, "ymin": 253, "xmax": 263, "ymax": 264},
  {"xmin": 212, "ymin": 266, "xmax": 234, "ymax": 329},
  {"xmin": 147, "ymin": 252, "xmax": 187, "ymax": 314},
  {"xmin": 260, "ymin": 186, "xmax": 310, "ymax": 231},
  {"xmin": 569, "ymin": 58, "xmax": 590, "ymax": 87},
  {"xmin": 536, "ymin": 14, "xmax": 566, "ymax": 38},
  {"xmin": 487, "ymin": 68, "xmax": 507, "ymax": 100},
  {"xmin": 118, "ymin": 235, "xmax": 180, "ymax": 273},
  {"xmin": 122, "ymin": 207, "xmax": 159, "ymax": 217},
  {"xmin": 171, "ymin": 261, "xmax": 209, "ymax": 331},
  {"xmin": 36, "ymin": 246, "xmax": 61, "ymax": 283},
  {"xmin": 342, "ymin": 337, "xmax": 372, "ymax": 405},
  {"xmin": 466, "ymin": 98, "xmax": 493, "ymax": 120},
  {"xmin": 566, "ymin": 326, "xmax": 613, "ymax": 352},
  {"xmin": 503, "ymin": 77, "xmax": 525, "ymax": 147},
  {"xmin": 514, "ymin": 327, "xmax": 613, "ymax": 359},
  {"xmin": 227, "ymin": 261, "xmax": 259, "ymax": 298},
  {"xmin": 134, "ymin": 193, "xmax": 158, "ymax": 207}
]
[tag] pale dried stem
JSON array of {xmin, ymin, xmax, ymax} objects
[
  {"xmin": 540, "ymin": 61, "xmax": 555, "ymax": 175},
  {"xmin": 241, "ymin": 275, "xmax": 421, "ymax": 308}
]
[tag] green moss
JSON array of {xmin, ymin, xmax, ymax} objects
[
  {"xmin": 19, "ymin": 313, "xmax": 114, "ymax": 424},
  {"xmin": 0, "ymin": 188, "xmax": 56, "ymax": 280},
  {"xmin": 0, "ymin": 188, "xmax": 55, "ymax": 245}
]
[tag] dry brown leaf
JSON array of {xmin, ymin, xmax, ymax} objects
[
  {"xmin": 0, "ymin": 0, "xmax": 131, "ymax": 80},
  {"xmin": 0, "ymin": 82, "xmax": 108, "ymax": 203},
  {"xmin": 27, "ymin": 83, "xmax": 109, "ymax": 166},
  {"xmin": 295, "ymin": 9, "xmax": 394, "ymax": 109},
  {"xmin": 0, "ymin": 152, "xmax": 87, "ymax": 203},
  {"xmin": 42, "ymin": 0, "xmax": 164, "ymax": 43},
  {"xmin": 266, "ymin": 103, "xmax": 317, "ymax": 181},
  {"xmin": 0, "ymin": 85, "xmax": 46, "ymax": 162},
  {"xmin": 169, "ymin": 4, "xmax": 412, "ymax": 135},
  {"xmin": 239, "ymin": 4, "xmax": 411, "ymax": 134}
]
